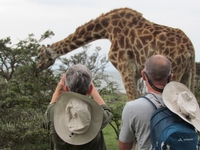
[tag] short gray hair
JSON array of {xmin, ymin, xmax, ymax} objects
[
  {"xmin": 144, "ymin": 55, "xmax": 171, "ymax": 82},
  {"xmin": 65, "ymin": 64, "xmax": 92, "ymax": 95}
]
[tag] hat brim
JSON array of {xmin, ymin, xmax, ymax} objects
[
  {"xmin": 163, "ymin": 81, "xmax": 200, "ymax": 131},
  {"xmin": 54, "ymin": 92, "xmax": 103, "ymax": 145}
]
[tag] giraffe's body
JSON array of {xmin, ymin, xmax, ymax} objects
[{"xmin": 37, "ymin": 8, "xmax": 196, "ymax": 100}]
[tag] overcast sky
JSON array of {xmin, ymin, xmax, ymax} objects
[{"xmin": 1, "ymin": 0, "xmax": 200, "ymax": 71}]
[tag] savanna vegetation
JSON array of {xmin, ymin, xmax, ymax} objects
[{"xmin": 0, "ymin": 31, "xmax": 199, "ymax": 149}]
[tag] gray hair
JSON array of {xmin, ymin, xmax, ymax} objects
[
  {"xmin": 144, "ymin": 55, "xmax": 171, "ymax": 82},
  {"xmin": 65, "ymin": 64, "xmax": 92, "ymax": 95}
]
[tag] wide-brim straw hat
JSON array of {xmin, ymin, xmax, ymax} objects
[
  {"xmin": 163, "ymin": 81, "xmax": 200, "ymax": 131},
  {"xmin": 54, "ymin": 92, "xmax": 103, "ymax": 145}
]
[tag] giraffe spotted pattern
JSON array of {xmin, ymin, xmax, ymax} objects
[{"xmin": 37, "ymin": 8, "xmax": 196, "ymax": 100}]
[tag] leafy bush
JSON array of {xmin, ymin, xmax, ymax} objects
[{"xmin": 0, "ymin": 107, "xmax": 48, "ymax": 149}]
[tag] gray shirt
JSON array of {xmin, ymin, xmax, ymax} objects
[{"xmin": 119, "ymin": 93, "xmax": 164, "ymax": 150}]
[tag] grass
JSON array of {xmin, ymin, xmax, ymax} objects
[
  {"xmin": 103, "ymin": 124, "xmax": 120, "ymax": 150},
  {"xmin": 101, "ymin": 93, "xmax": 127, "ymax": 150}
]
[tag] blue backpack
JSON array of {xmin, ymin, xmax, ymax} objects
[{"xmin": 143, "ymin": 95, "xmax": 199, "ymax": 150}]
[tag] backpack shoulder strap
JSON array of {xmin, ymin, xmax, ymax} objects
[
  {"xmin": 141, "ymin": 93, "xmax": 164, "ymax": 110},
  {"xmin": 141, "ymin": 95, "xmax": 157, "ymax": 109}
]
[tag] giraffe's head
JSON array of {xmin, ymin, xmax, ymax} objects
[{"xmin": 36, "ymin": 45, "xmax": 56, "ymax": 71}]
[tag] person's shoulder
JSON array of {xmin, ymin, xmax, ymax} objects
[
  {"xmin": 122, "ymin": 97, "xmax": 151, "ymax": 117},
  {"xmin": 47, "ymin": 102, "xmax": 56, "ymax": 111},
  {"xmin": 126, "ymin": 97, "xmax": 147, "ymax": 104},
  {"xmin": 125, "ymin": 97, "xmax": 148, "ymax": 108}
]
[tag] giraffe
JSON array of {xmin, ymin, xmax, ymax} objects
[{"xmin": 37, "ymin": 7, "xmax": 196, "ymax": 101}]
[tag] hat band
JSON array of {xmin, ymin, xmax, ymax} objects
[{"xmin": 144, "ymin": 72, "xmax": 168, "ymax": 93}]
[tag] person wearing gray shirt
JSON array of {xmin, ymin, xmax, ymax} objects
[{"xmin": 119, "ymin": 55, "xmax": 172, "ymax": 150}]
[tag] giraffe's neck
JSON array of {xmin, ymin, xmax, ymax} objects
[
  {"xmin": 49, "ymin": 8, "xmax": 144, "ymax": 58},
  {"xmin": 50, "ymin": 18, "xmax": 110, "ymax": 57}
]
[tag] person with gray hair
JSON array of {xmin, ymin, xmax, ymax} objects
[
  {"xmin": 43, "ymin": 64, "xmax": 113, "ymax": 150},
  {"xmin": 119, "ymin": 55, "xmax": 173, "ymax": 150},
  {"xmin": 65, "ymin": 64, "xmax": 93, "ymax": 95}
]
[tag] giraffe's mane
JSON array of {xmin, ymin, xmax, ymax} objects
[
  {"xmin": 100, "ymin": 7, "xmax": 142, "ymax": 17},
  {"xmin": 75, "ymin": 7, "xmax": 143, "ymax": 33}
]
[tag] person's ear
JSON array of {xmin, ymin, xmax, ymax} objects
[
  {"xmin": 65, "ymin": 86, "xmax": 69, "ymax": 91},
  {"xmin": 87, "ymin": 84, "xmax": 93, "ymax": 94},
  {"xmin": 170, "ymin": 73, "xmax": 173, "ymax": 81},
  {"xmin": 141, "ymin": 70, "xmax": 146, "ymax": 81}
]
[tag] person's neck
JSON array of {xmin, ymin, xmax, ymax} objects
[
  {"xmin": 146, "ymin": 83, "xmax": 164, "ymax": 94},
  {"xmin": 147, "ymin": 89, "xmax": 162, "ymax": 94}
]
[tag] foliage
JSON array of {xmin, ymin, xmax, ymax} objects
[
  {"xmin": 103, "ymin": 124, "xmax": 120, "ymax": 150},
  {"xmin": 195, "ymin": 62, "xmax": 200, "ymax": 102},
  {"xmin": 195, "ymin": 79, "xmax": 200, "ymax": 101},
  {"xmin": 0, "ymin": 33, "xmax": 58, "ymax": 106},
  {"xmin": 0, "ymin": 32, "xmax": 58, "ymax": 149},
  {"xmin": 0, "ymin": 107, "xmax": 48, "ymax": 149},
  {"xmin": 196, "ymin": 62, "xmax": 200, "ymax": 76},
  {"xmin": 107, "ymin": 94, "xmax": 126, "ymax": 138},
  {"xmin": 57, "ymin": 45, "xmax": 110, "ymax": 88}
]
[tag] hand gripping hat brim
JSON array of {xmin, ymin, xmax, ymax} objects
[
  {"xmin": 163, "ymin": 81, "xmax": 200, "ymax": 131},
  {"xmin": 54, "ymin": 92, "xmax": 103, "ymax": 145}
]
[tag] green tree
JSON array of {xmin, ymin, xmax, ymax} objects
[
  {"xmin": 195, "ymin": 62, "xmax": 200, "ymax": 101},
  {"xmin": 0, "ymin": 32, "xmax": 57, "ymax": 149},
  {"xmin": 57, "ymin": 45, "xmax": 110, "ymax": 87}
]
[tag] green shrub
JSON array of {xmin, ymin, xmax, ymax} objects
[{"xmin": 0, "ymin": 107, "xmax": 48, "ymax": 149}]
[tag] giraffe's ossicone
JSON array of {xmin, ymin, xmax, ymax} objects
[{"xmin": 37, "ymin": 8, "xmax": 196, "ymax": 100}]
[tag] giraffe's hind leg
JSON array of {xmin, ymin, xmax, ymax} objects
[
  {"xmin": 118, "ymin": 63, "xmax": 139, "ymax": 100},
  {"xmin": 179, "ymin": 70, "xmax": 191, "ymax": 89},
  {"xmin": 179, "ymin": 61, "xmax": 195, "ymax": 93}
]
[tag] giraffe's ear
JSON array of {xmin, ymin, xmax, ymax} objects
[{"xmin": 45, "ymin": 48, "xmax": 50, "ymax": 54}]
